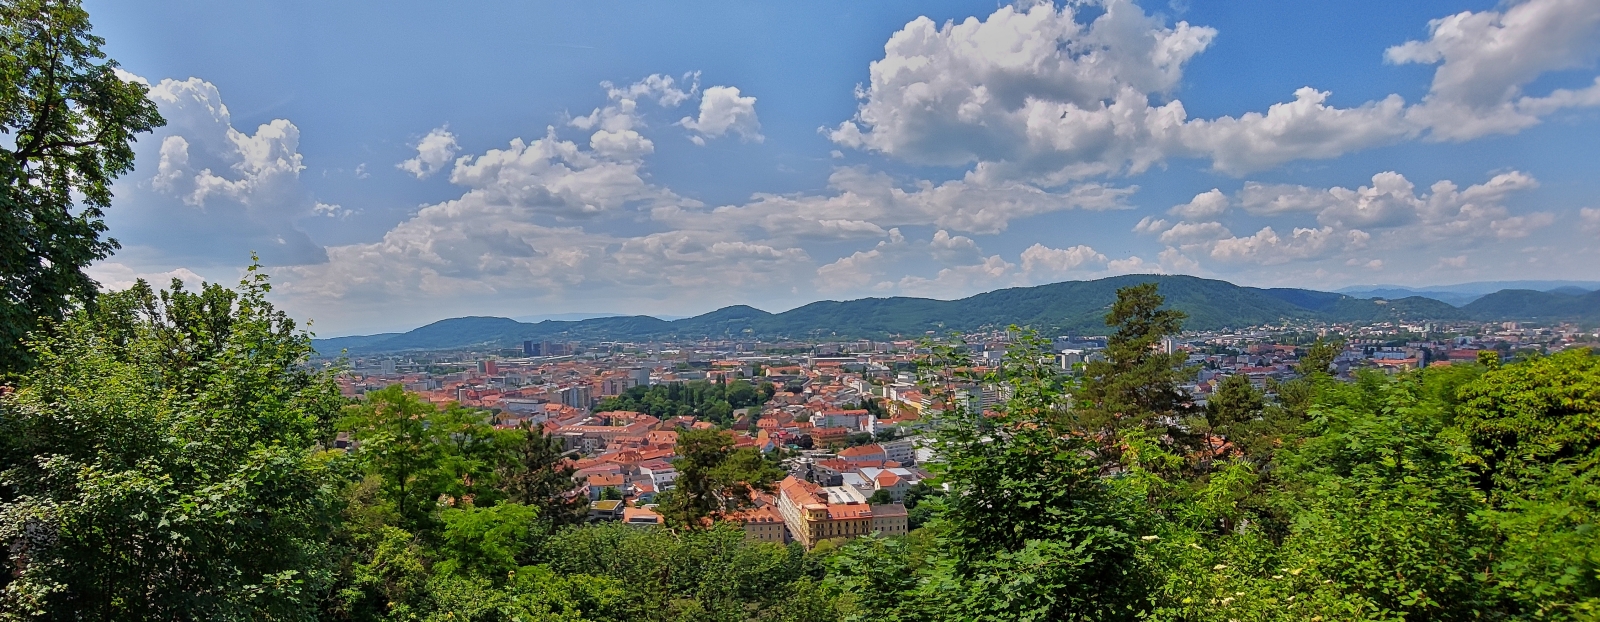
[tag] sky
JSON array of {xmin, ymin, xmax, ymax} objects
[{"xmin": 80, "ymin": 0, "xmax": 1600, "ymax": 336}]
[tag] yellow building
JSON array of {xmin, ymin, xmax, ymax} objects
[{"xmin": 776, "ymin": 476, "xmax": 909, "ymax": 549}]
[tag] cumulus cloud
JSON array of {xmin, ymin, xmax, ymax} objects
[
  {"xmin": 111, "ymin": 75, "xmax": 328, "ymax": 266},
  {"xmin": 398, "ymin": 127, "xmax": 460, "ymax": 179},
  {"xmin": 603, "ymin": 72, "xmax": 697, "ymax": 107},
  {"xmin": 680, "ymin": 86, "xmax": 763, "ymax": 145},
  {"xmin": 1168, "ymin": 189, "xmax": 1229, "ymax": 219},
  {"xmin": 1159, "ymin": 221, "xmax": 1232, "ymax": 246},
  {"xmin": 831, "ymin": 0, "xmax": 1600, "ymax": 181},
  {"xmin": 658, "ymin": 167, "xmax": 1135, "ymax": 239},
  {"xmin": 1388, "ymin": 0, "xmax": 1600, "ymax": 140},
  {"xmin": 1020, "ymin": 243, "xmax": 1109, "ymax": 276},
  {"xmin": 895, "ymin": 255, "xmax": 1017, "ymax": 299},
  {"xmin": 1172, "ymin": 169, "xmax": 1552, "ymax": 271},
  {"xmin": 1209, "ymin": 226, "xmax": 1367, "ymax": 265},
  {"xmin": 1237, "ymin": 170, "xmax": 1548, "ymax": 242},
  {"xmin": 85, "ymin": 263, "xmax": 206, "ymax": 291}
]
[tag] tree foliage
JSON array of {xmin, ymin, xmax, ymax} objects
[
  {"xmin": 0, "ymin": 268, "xmax": 342, "ymax": 619},
  {"xmin": 0, "ymin": 0, "xmax": 164, "ymax": 376}
]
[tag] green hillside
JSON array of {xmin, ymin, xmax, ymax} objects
[
  {"xmin": 319, "ymin": 275, "xmax": 1579, "ymax": 355},
  {"xmin": 1462, "ymin": 289, "xmax": 1600, "ymax": 322}
]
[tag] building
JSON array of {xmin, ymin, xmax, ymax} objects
[
  {"xmin": 588, "ymin": 500, "xmax": 625, "ymax": 522},
  {"xmin": 561, "ymin": 384, "xmax": 593, "ymax": 409},
  {"xmin": 734, "ymin": 505, "xmax": 789, "ymax": 544},
  {"xmin": 870, "ymin": 503, "xmax": 909, "ymax": 537},
  {"xmin": 622, "ymin": 506, "xmax": 664, "ymax": 528},
  {"xmin": 637, "ymin": 459, "xmax": 678, "ymax": 490},
  {"xmin": 523, "ymin": 340, "xmax": 540, "ymax": 356},
  {"xmin": 880, "ymin": 439, "xmax": 915, "ymax": 465},
  {"xmin": 775, "ymin": 476, "xmax": 906, "ymax": 549}
]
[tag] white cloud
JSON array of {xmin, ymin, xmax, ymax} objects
[
  {"xmin": 1388, "ymin": 0, "xmax": 1600, "ymax": 140},
  {"xmin": 895, "ymin": 255, "xmax": 1017, "ymax": 298},
  {"xmin": 928, "ymin": 230, "xmax": 984, "ymax": 265},
  {"xmin": 1175, "ymin": 88, "xmax": 1415, "ymax": 175},
  {"xmin": 398, "ymin": 127, "xmax": 460, "ymax": 179},
  {"xmin": 1157, "ymin": 246, "xmax": 1201, "ymax": 273},
  {"xmin": 1168, "ymin": 188, "xmax": 1229, "ymax": 219},
  {"xmin": 829, "ymin": 0, "xmax": 1216, "ymax": 180},
  {"xmin": 680, "ymin": 86, "xmax": 763, "ymax": 144},
  {"xmin": 1159, "ymin": 221, "xmax": 1231, "ymax": 246},
  {"xmin": 1020, "ymin": 243, "xmax": 1109, "ymax": 276},
  {"xmin": 1209, "ymin": 226, "xmax": 1365, "ymax": 265},
  {"xmin": 1239, "ymin": 170, "xmax": 1548, "ymax": 243},
  {"xmin": 445, "ymin": 126, "xmax": 682, "ymax": 220},
  {"xmin": 115, "ymin": 76, "xmax": 327, "ymax": 266},
  {"xmin": 1133, "ymin": 215, "xmax": 1170, "ymax": 234},
  {"xmin": 85, "ymin": 263, "xmax": 205, "ymax": 291},
  {"xmin": 659, "ymin": 167, "xmax": 1134, "ymax": 239},
  {"xmin": 604, "ymin": 72, "xmax": 697, "ymax": 107},
  {"xmin": 832, "ymin": 0, "xmax": 1600, "ymax": 182},
  {"xmin": 1581, "ymin": 207, "xmax": 1600, "ymax": 234}
]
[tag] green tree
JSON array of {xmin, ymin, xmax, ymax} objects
[
  {"xmin": 866, "ymin": 489, "xmax": 893, "ymax": 505},
  {"xmin": 928, "ymin": 330, "xmax": 1148, "ymax": 620},
  {"xmin": 1071, "ymin": 283, "xmax": 1193, "ymax": 465},
  {"xmin": 496, "ymin": 423, "xmax": 589, "ymax": 528},
  {"xmin": 433, "ymin": 502, "xmax": 540, "ymax": 580},
  {"xmin": 0, "ymin": 269, "xmax": 342, "ymax": 619},
  {"xmin": 0, "ymin": 0, "xmax": 164, "ymax": 376},
  {"xmin": 656, "ymin": 428, "xmax": 784, "ymax": 529},
  {"xmin": 342, "ymin": 385, "xmax": 449, "ymax": 531},
  {"xmin": 1452, "ymin": 348, "xmax": 1600, "ymax": 617}
]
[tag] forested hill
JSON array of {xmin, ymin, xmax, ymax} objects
[{"xmin": 312, "ymin": 274, "xmax": 1600, "ymax": 354}]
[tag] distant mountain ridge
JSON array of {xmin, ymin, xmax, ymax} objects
[
  {"xmin": 1338, "ymin": 280, "xmax": 1600, "ymax": 306},
  {"xmin": 313, "ymin": 275, "xmax": 1600, "ymax": 355}
]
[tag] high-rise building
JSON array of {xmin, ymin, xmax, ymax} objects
[
  {"xmin": 478, "ymin": 360, "xmax": 499, "ymax": 375},
  {"xmin": 523, "ymin": 340, "xmax": 540, "ymax": 356},
  {"xmin": 560, "ymin": 384, "xmax": 592, "ymax": 409}
]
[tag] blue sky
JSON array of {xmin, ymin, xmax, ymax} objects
[{"xmin": 82, "ymin": 0, "xmax": 1600, "ymax": 335}]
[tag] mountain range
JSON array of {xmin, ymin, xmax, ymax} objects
[
  {"xmin": 1337, "ymin": 280, "xmax": 1600, "ymax": 306},
  {"xmin": 312, "ymin": 275, "xmax": 1600, "ymax": 355}
]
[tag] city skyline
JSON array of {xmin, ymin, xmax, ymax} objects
[{"xmin": 82, "ymin": 0, "xmax": 1600, "ymax": 335}]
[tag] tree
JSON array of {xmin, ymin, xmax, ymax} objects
[
  {"xmin": 496, "ymin": 423, "xmax": 589, "ymax": 527},
  {"xmin": 1071, "ymin": 283, "xmax": 1194, "ymax": 464},
  {"xmin": 656, "ymin": 428, "xmax": 784, "ymax": 529},
  {"xmin": 0, "ymin": 268, "xmax": 342, "ymax": 619},
  {"xmin": 866, "ymin": 489, "xmax": 894, "ymax": 505},
  {"xmin": 926, "ymin": 330, "xmax": 1149, "ymax": 620},
  {"xmin": 1297, "ymin": 337, "xmax": 1343, "ymax": 376},
  {"xmin": 342, "ymin": 385, "xmax": 449, "ymax": 532},
  {"xmin": 0, "ymin": 0, "xmax": 164, "ymax": 376}
]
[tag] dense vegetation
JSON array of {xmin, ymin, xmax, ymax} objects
[
  {"xmin": 595, "ymin": 379, "xmax": 774, "ymax": 426},
  {"xmin": 5, "ymin": 273, "xmax": 1597, "ymax": 620},
  {"xmin": 314, "ymin": 275, "xmax": 1600, "ymax": 355}
]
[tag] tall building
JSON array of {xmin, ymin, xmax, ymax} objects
[
  {"xmin": 477, "ymin": 360, "xmax": 498, "ymax": 375},
  {"xmin": 523, "ymin": 340, "xmax": 540, "ymax": 356},
  {"xmin": 560, "ymin": 384, "xmax": 592, "ymax": 409}
]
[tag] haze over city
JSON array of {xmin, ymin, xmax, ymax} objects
[{"xmin": 83, "ymin": 0, "xmax": 1600, "ymax": 335}]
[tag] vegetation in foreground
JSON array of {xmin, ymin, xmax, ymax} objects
[{"xmin": 0, "ymin": 273, "xmax": 1595, "ymax": 621}]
